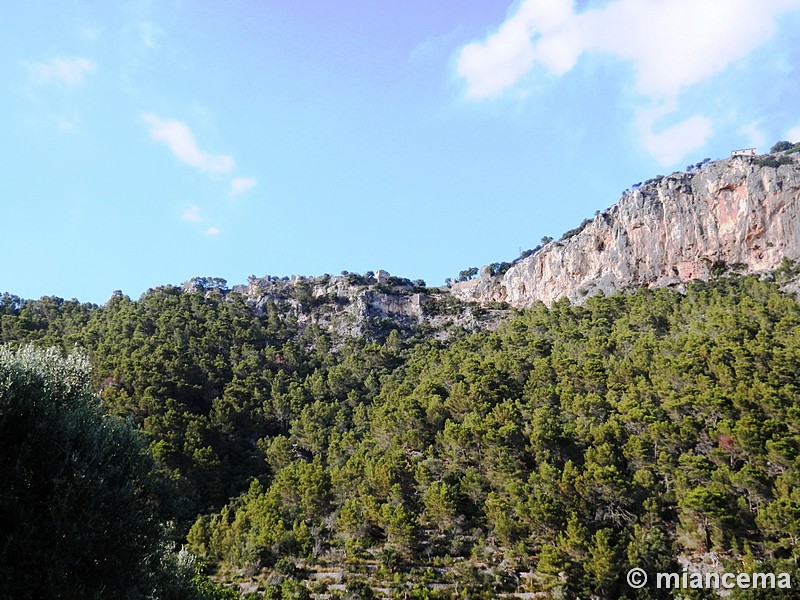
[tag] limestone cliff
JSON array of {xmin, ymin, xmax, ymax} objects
[
  {"xmin": 226, "ymin": 273, "xmax": 504, "ymax": 342},
  {"xmin": 451, "ymin": 153, "xmax": 800, "ymax": 307},
  {"xmin": 186, "ymin": 151, "xmax": 800, "ymax": 329}
]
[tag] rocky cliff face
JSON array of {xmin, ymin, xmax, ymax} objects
[
  {"xmin": 226, "ymin": 274, "xmax": 505, "ymax": 341},
  {"xmin": 451, "ymin": 153, "xmax": 800, "ymax": 307},
  {"xmin": 187, "ymin": 152, "xmax": 800, "ymax": 331}
]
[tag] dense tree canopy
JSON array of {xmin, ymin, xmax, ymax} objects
[
  {"xmin": 4, "ymin": 273, "xmax": 800, "ymax": 597},
  {"xmin": 0, "ymin": 345, "xmax": 234, "ymax": 600}
]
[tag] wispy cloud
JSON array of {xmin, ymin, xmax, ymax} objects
[
  {"xmin": 788, "ymin": 125, "xmax": 800, "ymax": 143},
  {"xmin": 138, "ymin": 21, "xmax": 164, "ymax": 50},
  {"xmin": 29, "ymin": 58, "xmax": 96, "ymax": 86},
  {"xmin": 57, "ymin": 119, "xmax": 76, "ymax": 132},
  {"xmin": 632, "ymin": 100, "xmax": 713, "ymax": 166},
  {"xmin": 142, "ymin": 114, "xmax": 234, "ymax": 174},
  {"xmin": 638, "ymin": 112, "xmax": 713, "ymax": 166},
  {"xmin": 152, "ymin": 118, "xmax": 248, "ymax": 234},
  {"xmin": 80, "ymin": 25, "xmax": 100, "ymax": 42},
  {"xmin": 181, "ymin": 205, "xmax": 221, "ymax": 236},
  {"xmin": 181, "ymin": 204, "xmax": 204, "ymax": 223},
  {"xmin": 229, "ymin": 177, "xmax": 257, "ymax": 197}
]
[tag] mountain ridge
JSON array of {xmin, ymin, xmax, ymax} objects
[
  {"xmin": 449, "ymin": 149, "xmax": 800, "ymax": 307},
  {"xmin": 221, "ymin": 147, "xmax": 800, "ymax": 334}
]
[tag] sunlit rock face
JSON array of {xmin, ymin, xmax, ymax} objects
[{"xmin": 452, "ymin": 155, "xmax": 800, "ymax": 307}]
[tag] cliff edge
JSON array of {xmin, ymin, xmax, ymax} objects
[{"xmin": 451, "ymin": 152, "xmax": 800, "ymax": 307}]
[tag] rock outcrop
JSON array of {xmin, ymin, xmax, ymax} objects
[
  {"xmin": 229, "ymin": 272, "xmax": 505, "ymax": 342},
  {"xmin": 187, "ymin": 151, "xmax": 800, "ymax": 332},
  {"xmin": 452, "ymin": 153, "xmax": 800, "ymax": 307}
]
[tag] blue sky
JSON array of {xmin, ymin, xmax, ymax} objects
[{"xmin": 3, "ymin": 0, "xmax": 800, "ymax": 304}]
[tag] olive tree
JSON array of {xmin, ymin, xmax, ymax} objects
[{"xmin": 0, "ymin": 346, "xmax": 220, "ymax": 599}]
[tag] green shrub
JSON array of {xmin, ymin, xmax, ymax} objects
[{"xmin": 0, "ymin": 346, "xmax": 214, "ymax": 599}]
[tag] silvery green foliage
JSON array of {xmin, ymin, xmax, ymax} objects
[
  {"xmin": 0, "ymin": 345, "xmax": 229, "ymax": 600},
  {"xmin": 0, "ymin": 346, "xmax": 160, "ymax": 598},
  {"xmin": 0, "ymin": 344, "xmax": 91, "ymax": 403}
]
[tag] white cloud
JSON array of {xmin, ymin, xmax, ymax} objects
[
  {"xmin": 181, "ymin": 204, "xmax": 204, "ymax": 223},
  {"xmin": 457, "ymin": 0, "xmax": 799, "ymax": 100},
  {"xmin": 456, "ymin": 5, "xmax": 537, "ymax": 99},
  {"xmin": 142, "ymin": 114, "xmax": 234, "ymax": 174},
  {"xmin": 30, "ymin": 58, "xmax": 95, "ymax": 86},
  {"xmin": 788, "ymin": 125, "xmax": 800, "ymax": 143},
  {"xmin": 229, "ymin": 177, "xmax": 257, "ymax": 197},
  {"xmin": 639, "ymin": 113, "xmax": 713, "ymax": 166},
  {"xmin": 181, "ymin": 205, "xmax": 220, "ymax": 236},
  {"xmin": 586, "ymin": 0, "xmax": 790, "ymax": 99},
  {"xmin": 456, "ymin": 0, "xmax": 800, "ymax": 164},
  {"xmin": 410, "ymin": 30, "xmax": 460, "ymax": 64}
]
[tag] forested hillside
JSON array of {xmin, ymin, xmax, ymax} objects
[{"xmin": 3, "ymin": 269, "xmax": 800, "ymax": 598}]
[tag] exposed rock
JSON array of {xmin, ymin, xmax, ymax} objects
[
  {"xmin": 198, "ymin": 152, "xmax": 800, "ymax": 332},
  {"xmin": 450, "ymin": 276, "xmax": 506, "ymax": 305},
  {"xmin": 452, "ymin": 153, "xmax": 800, "ymax": 307},
  {"xmin": 231, "ymin": 273, "xmax": 504, "ymax": 342}
]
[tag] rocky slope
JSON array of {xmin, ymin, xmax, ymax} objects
[
  {"xmin": 221, "ymin": 272, "xmax": 505, "ymax": 341},
  {"xmin": 189, "ymin": 149, "xmax": 800, "ymax": 329},
  {"xmin": 451, "ymin": 151, "xmax": 800, "ymax": 307}
]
